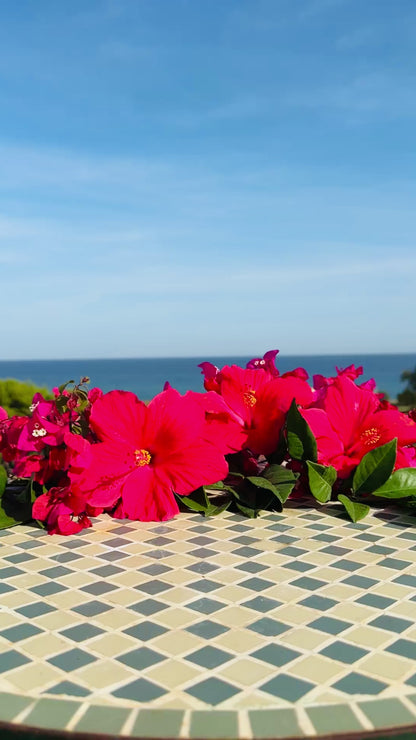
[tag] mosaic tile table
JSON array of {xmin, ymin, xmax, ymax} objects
[{"xmin": 1, "ymin": 501, "xmax": 416, "ymax": 740}]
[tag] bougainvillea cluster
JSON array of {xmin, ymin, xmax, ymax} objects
[{"xmin": 1, "ymin": 351, "xmax": 416, "ymax": 535}]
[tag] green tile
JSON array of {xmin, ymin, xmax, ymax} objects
[
  {"xmin": 359, "ymin": 698, "xmax": 416, "ymax": 729},
  {"xmin": 306, "ymin": 705, "xmax": 363, "ymax": 734},
  {"xmin": 387, "ymin": 640, "xmax": 416, "ymax": 660},
  {"xmin": 186, "ymin": 678, "xmax": 239, "ymax": 705},
  {"xmin": 0, "ymin": 650, "xmax": 30, "ymax": 672},
  {"xmin": 24, "ymin": 698, "xmax": 80, "ymax": 730},
  {"xmin": 370, "ymin": 615, "xmax": 413, "ymax": 633},
  {"xmin": 133, "ymin": 709, "xmax": 184, "ymax": 738},
  {"xmin": 300, "ymin": 595, "xmax": 337, "ymax": 610},
  {"xmin": 249, "ymin": 708, "xmax": 302, "ymax": 738},
  {"xmin": 190, "ymin": 710, "xmax": 238, "ymax": 738},
  {"xmin": 356, "ymin": 594, "xmax": 395, "ymax": 609},
  {"xmin": 251, "ymin": 644, "xmax": 300, "ymax": 667},
  {"xmin": 333, "ymin": 672, "xmax": 387, "ymax": 695},
  {"xmin": 0, "ymin": 692, "xmax": 33, "ymax": 722},
  {"xmin": 309, "ymin": 616, "xmax": 352, "ymax": 634},
  {"xmin": 186, "ymin": 646, "xmax": 233, "ymax": 668},
  {"xmin": 260, "ymin": 674, "xmax": 314, "ymax": 701},
  {"xmin": 75, "ymin": 705, "xmax": 130, "ymax": 734},
  {"xmin": 320, "ymin": 640, "xmax": 368, "ymax": 664}
]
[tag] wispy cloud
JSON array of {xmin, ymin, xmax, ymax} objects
[{"xmin": 284, "ymin": 72, "xmax": 416, "ymax": 117}]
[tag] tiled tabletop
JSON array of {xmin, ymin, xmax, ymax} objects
[{"xmin": 1, "ymin": 499, "xmax": 416, "ymax": 738}]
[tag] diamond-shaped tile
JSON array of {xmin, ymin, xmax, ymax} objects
[
  {"xmin": 16, "ymin": 602, "xmax": 55, "ymax": 618},
  {"xmin": 72, "ymin": 601, "xmax": 112, "ymax": 617},
  {"xmin": 236, "ymin": 562, "xmax": 267, "ymax": 573},
  {"xmin": 81, "ymin": 581, "xmax": 118, "ymax": 595},
  {"xmin": 333, "ymin": 672, "xmax": 387, "ymax": 695},
  {"xmin": 386, "ymin": 639, "xmax": 416, "ymax": 660},
  {"xmin": 186, "ymin": 677, "xmax": 240, "ymax": 705},
  {"xmin": 320, "ymin": 641, "xmax": 368, "ymax": 664},
  {"xmin": 46, "ymin": 681, "xmax": 90, "ymax": 697},
  {"xmin": 48, "ymin": 648, "xmax": 97, "ymax": 672},
  {"xmin": 247, "ymin": 617, "xmax": 291, "ymax": 637},
  {"xmin": 186, "ymin": 562, "xmax": 218, "ymax": 575},
  {"xmin": 356, "ymin": 594, "xmax": 395, "ymax": 610},
  {"xmin": 185, "ymin": 646, "xmax": 233, "ymax": 669},
  {"xmin": 251, "ymin": 644, "xmax": 300, "ymax": 667},
  {"xmin": 129, "ymin": 599, "xmax": 169, "ymax": 616},
  {"xmin": 242, "ymin": 596, "xmax": 282, "ymax": 612},
  {"xmin": 0, "ymin": 650, "xmax": 30, "ymax": 672},
  {"xmin": 60, "ymin": 623, "xmax": 104, "ymax": 642},
  {"xmin": 369, "ymin": 615, "xmax": 413, "ymax": 633},
  {"xmin": 309, "ymin": 617, "xmax": 352, "ymax": 635},
  {"xmin": 290, "ymin": 576, "xmax": 326, "ymax": 590},
  {"xmin": 188, "ymin": 579, "xmax": 221, "ymax": 593},
  {"xmin": 135, "ymin": 580, "xmax": 173, "ymax": 595},
  {"xmin": 239, "ymin": 577, "xmax": 275, "ymax": 591},
  {"xmin": 260, "ymin": 674, "xmax": 314, "ymax": 701},
  {"xmin": 186, "ymin": 620, "xmax": 229, "ymax": 639},
  {"xmin": 123, "ymin": 622, "xmax": 168, "ymax": 641},
  {"xmin": 117, "ymin": 647, "xmax": 166, "ymax": 670},
  {"xmin": 140, "ymin": 563, "xmax": 172, "ymax": 576},
  {"xmin": 187, "ymin": 598, "xmax": 225, "ymax": 615},
  {"xmin": 1, "ymin": 624, "xmax": 43, "ymax": 642},
  {"xmin": 300, "ymin": 595, "xmax": 337, "ymax": 611},
  {"xmin": 113, "ymin": 678, "xmax": 167, "ymax": 702}
]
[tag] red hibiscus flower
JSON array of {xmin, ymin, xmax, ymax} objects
[
  {"xmin": 203, "ymin": 364, "xmax": 314, "ymax": 456},
  {"xmin": 67, "ymin": 387, "xmax": 229, "ymax": 522},
  {"xmin": 302, "ymin": 374, "xmax": 416, "ymax": 478}
]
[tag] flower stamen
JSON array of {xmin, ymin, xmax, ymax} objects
[{"xmin": 134, "ymin": 448, "xmax": 152, "ymax": 466}]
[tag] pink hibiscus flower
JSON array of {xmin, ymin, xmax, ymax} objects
[
  {"xmin": 202, "ymin": 364, "xmax": 314, "ymax": 456},
  {"xmin": 302, "ymin": 374, "xmax": 416, "ymax": 478},
  {"xmin": 67, "ymin": 387, "xmax": 229, "ymax": 522}
]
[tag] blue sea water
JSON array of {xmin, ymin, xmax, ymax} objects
[{"xmin": 0, "ymin": 354, "xmax": 415, "ymax": 401}]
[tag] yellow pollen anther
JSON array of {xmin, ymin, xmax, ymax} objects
[
  {"xmin": 361, "ymin": 427, "xmax": 381, "ymax": 447},
  {"xmin": 134, "ymin": 449, "xmax": 152, "ymax": 466},
  {"xmin": 243, "ymin": 389, "xmax": 257, "ymax": 407}
]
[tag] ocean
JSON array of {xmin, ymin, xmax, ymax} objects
[{"xmin": 0, "ymin": 354, "xmax": 415, "ymax": 402}]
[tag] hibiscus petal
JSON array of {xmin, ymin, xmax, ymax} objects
[{"xmin": 90, "ymin": 390, "xmax": 149, "ymax": 446}]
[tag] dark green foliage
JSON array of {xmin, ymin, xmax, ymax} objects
[
  {"xmin": 398, "ymin": 367, "xmax": 416, "ymax": 406},
  {"xmin": 0, "ymin": 378, "xmax": 52, "ymax": 417}
]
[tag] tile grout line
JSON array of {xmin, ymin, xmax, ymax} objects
[
  {"xmin": 350, "ymin": 702, "xmax": 374, "ymax": 732},
  {"xmin": 179, "ymin": 708, "xmax": 191, "ymax": 739},
  {"xmin": 120, "ymin": 705, "xmax": 140, "ymax": 736},
  {"xmin": 296, "ymin": 707, "xmax": 316, "ymax": 737}
]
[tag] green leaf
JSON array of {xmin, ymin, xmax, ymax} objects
[
  {"xmin": 235, "ymin": 502, "xmax": 259, "ymax": 518},
  {"xmin": 352, "ymin": 439, "xmax": 397, "ymax": 494},
  {"xmin": 176, "ymin": 487, "xmax": 210, "ymax": 513},
  {"xmin": 0, "ymin": 465, "xmax": 7, "ymax": 498},
  {"xmin": 0, "ymin": 479, "xmax": 33, "ymax": 530},
  {"xmin": 337, "ymin": 494, "xmax": 370, "ymax": 522},
  {"xmin": 263, "ymin": 464, "xmax": 298, "ymax": 503},
  {"xmin": 286, "ymin": 399, "xmax": 317, "ymax": 462},
  {"xmin": 247, "ymin": 476, "xmax": 279, "ymax": 494},
  {"xmin": 307, "ymin": 461, "xmax": 337, "ymax": 503},
  {"xmin": 372, "ymin": 468, "xmax": 416, "ymax": 499},
  {"xmin": 205, "ymin": 501, "xmax": 231, "ymax": 516}
]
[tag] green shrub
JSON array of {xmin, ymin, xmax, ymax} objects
[
  {"xmin": 0, "ymin": 378, "xmax": 52, "ymax": 417},
  {"xmin": 397, "ymin": 367, "xmax": 416, "ymax": 408}
]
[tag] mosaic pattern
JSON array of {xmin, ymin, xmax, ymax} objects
[{"xmin": 1, "ymin": 500, "xmax": 416, "ymax": 737}]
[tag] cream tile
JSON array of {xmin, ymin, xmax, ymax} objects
[
  {"xmin": 347, "ymin": 625, "xmax": 393, "ymax": 649},
  {"xmin": 146, "ymin": 659, "xmax": 202, "ymax": 689},
  {"xmin": 220, "ymin": 658, "xmax": 275, "ymax": 686},
  {"xmin": 78, "ymin": 660, "xmax": 133, "ymax": 689},
  {"xmin": 359, "ymin": 652, "xmax": 414, "ymax": 681},
  {"xmin": 289, "ymin": 654, "xmax": 344, "ymax": 682},
  {"xmin": 7, "ymin": 663, "xmax": 62, "ymax": 691}
]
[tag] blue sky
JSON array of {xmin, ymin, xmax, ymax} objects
[{"xmin": 1, "ymin": 0, "xmax": 415, "ymax": 359}]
